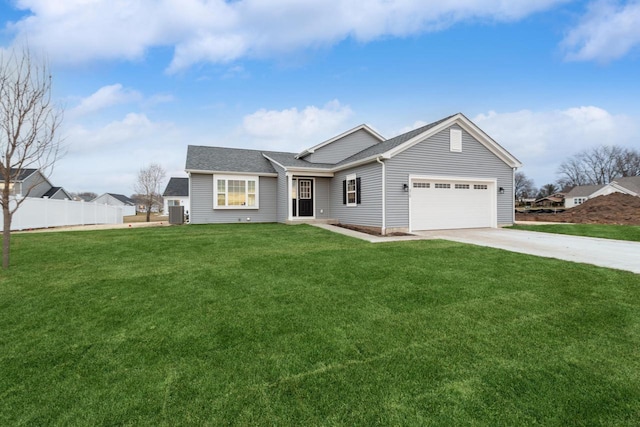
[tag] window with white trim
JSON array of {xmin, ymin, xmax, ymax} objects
[
  {"xmin": 214, "ymin": 175, "xmax": 259, "ymax": 209},
  {"xmin": 575, "ymin": 197, "xmax": 586, "ymax": 205},
  {"xmin": 346, "ymin": 174, "xmax": 357, "ymax": 206}
]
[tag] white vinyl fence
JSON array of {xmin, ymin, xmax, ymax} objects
[{"xmin": 2, "ymin": 197, "xmax": 123, "ymax": 231}]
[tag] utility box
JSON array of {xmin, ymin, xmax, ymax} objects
[{"xmin": 169, "ymin": 205, "xmax": 185, "ymax": 225}]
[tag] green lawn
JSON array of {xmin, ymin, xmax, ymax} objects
[
  {"xmin": 2, "ymin": 223, "xmax": 640, "ymax": 425},
  {"xmin": 511, "ymin": 223, "xmax": 640, "ymax": 242}
]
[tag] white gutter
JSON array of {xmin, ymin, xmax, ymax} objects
[
  {"xmin": 376, "ymin": 156, "xmax": 386, "ymax": 235},
  {"xmin": 512, "ymin": 167, "xmax": 516, "ymax": 224}
]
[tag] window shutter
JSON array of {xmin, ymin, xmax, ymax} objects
[
  {"xmin": 342, "ymin": 180, "xmax": 346, "ymax": 204},
  {"xmin": 356, "ymin": 177, "xmax": 361, "ymax": 204}
]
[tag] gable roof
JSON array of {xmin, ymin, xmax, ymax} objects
[
  {"xmin": 163, "ymin": 177, "xmax": 189, "ymax": 197},
  {"xmin": 42, "ymin": 187, "xmax": 72, "ymax": 199},
  {"xmin": 262, "ymin": 151, "xmax": 334, "ymax": 170},
  {"xmin": 186, "ymin": 113, "xmax": 522, "ymax": 175},
  {"xmin": 111, "ymin": 194, "xmax": 135, "ymax": 205},
  {"xmin": 565, "ymin": 184, "xmax": 606, "ymax": 198},
  {"xmin": 296, "ymin": 124, "xmax": 385, "ymax": 159},
  {"xmin": 96, "ymin": 193, "xmax": 136, "ymax": 205},
  {"xmin": 613, "ymin": 176, "xmax": 640, "ymax": 195},
  {"xmin": 12, "ymin": 168, "xmax": 39, "ymax": 181},
  {"xmin": 186, "ymin": 145, "xmax": 278, "ymax": 175},
  {"xmin": 330, "ymin": 113, "xmax": 522, "ymax": 170},
  {"xmin": 334, "ymin": 115, "xmax": 455, "ymax": 167}
]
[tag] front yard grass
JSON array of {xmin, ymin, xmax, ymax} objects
[
  {"xmin": 1, "ymin": 223, "xmax": 640, "ymax": 425},
  {"xmin": 511, "ymin": 223, "xmax": 640, "ymax": 242}
]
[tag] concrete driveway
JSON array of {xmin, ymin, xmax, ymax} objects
[{"xmin": 413, "ymin": 228, "xmax": 640, "ymax": 274}]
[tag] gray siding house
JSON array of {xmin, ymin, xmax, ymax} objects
[
  {"xmin": 185, "ymin": 113, "xmax": 522, "ymax": 233},
  {"xmin": 564, "ymin": 176, "xmax": 640, "ymax": 208},
  {"xmin": 1, "ymin": 169, "xmax": 71, "ymax": 200},
  {"xmin": 162, "ymin": 177, "xmax": 190, "ymax": 215}
]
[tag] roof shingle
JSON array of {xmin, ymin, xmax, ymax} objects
[{"xmin": 163, "ymin": 177, "xmax": 189, "ymax": 197}]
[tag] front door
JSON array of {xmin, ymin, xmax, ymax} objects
[{"xmin": 297, "ymin": 179, "xmax": 313, "ymax": 217}]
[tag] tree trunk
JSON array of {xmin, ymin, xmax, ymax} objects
[
  {"xmin": 2, "ymin": 205, "xmax": 11, "ymax": 270},
  {"xmin": 146, "ymin": 207, "xmax": 151, "ymax": 222}
]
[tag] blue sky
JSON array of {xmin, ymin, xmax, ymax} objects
[{"xmin": 1, "ymin": 0, "xmax": 639, "ymax": 195}]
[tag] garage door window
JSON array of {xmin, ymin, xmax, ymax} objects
[
  {"xmin": 413, "ymin": 182, "xmax": 430, "ymax": 188},
  {"xmin": 474, "ymin": 184, "xmax": 488, "ymax": 190},
  {"xmin": 455, "ymin": 184, "xmax": 470, "ymax": 189},
  {"xmin": 435, "ymin": 183, "xmax": 451, "ymax": 189}
]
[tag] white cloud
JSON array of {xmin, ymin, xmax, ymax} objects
[
  {"xmin": 54, "ymin": 112, "xmax": 186, "ymax": 195},
  {"xmin": 562, "ymin": 0, "xmax": 640, "ymax": 62},
  {"xmin": 241, "ymin": 99, "xmax": 353, "ymax": 150},
  {"xmin": 398, "ymin": 120, "xmax": 430, "ymax": 135},
  {"xmin": 6, "ymin": 0, "xmax": 569, "ymax": 72},
  {"xmin": 473, "ymin": 106, "xmax": 638, "ymax": 186},
  {"xmin": 69, "ymin": 84, "xmax": 142, "ymax": 117}
]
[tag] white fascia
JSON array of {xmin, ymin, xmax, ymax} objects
[
  {"xmin": 185, "ymin": 168, "xmax": 277, "ymax": 177},
  {"xmin": 295, "ymin": 124, "xmax": 385, "ymax": 159},
  {"xmin": 385, "ymin": 113, "xmax": 522, "ymax": 168}
]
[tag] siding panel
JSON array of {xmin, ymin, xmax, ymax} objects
[
  {"xmin": 386, "ymin": 125, "xmax": 514, "ymax": 228},
  {"xmin": 314, "ymin": 177, "xmax": 331, "ymax": 219},
  {"xmin": 306, "ymin": 129, "xmax": 381, "ymax": 164},
  {"xmin": 331, "ymin": 162, "xmax": 382, "ymax": 227},
  {"xmin": 190, "ymin": 173, "xmax": 277, "ymax": 224}
]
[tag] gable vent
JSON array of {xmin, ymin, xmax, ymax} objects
[{"xmin": 450, "ymin": 128, "xmax": 462, "ymax": 152}]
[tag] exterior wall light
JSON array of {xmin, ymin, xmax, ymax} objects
[
  {"xmin": 403, "ymin": 183, "xmax": 409, "ymax": 192},
  {"xmin": 499, "ymin": 187, "xmax": 505, "ymax": 194}
]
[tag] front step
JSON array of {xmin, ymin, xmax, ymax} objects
[{"xmin": 285, "ymin": 218, "xmax": 338, "ymax": 225}]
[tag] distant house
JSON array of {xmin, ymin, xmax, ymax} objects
[
  {"xmin": 565, "ymin": 177, "xmax": 640, "ymax": 208},
  {"xmin": 1, "ymin": 168, "xmax": 71, "ymax": 200},
  {"xmin": 534, "ymin": 193, "xmax": 565, "ymax": 208},
  {"xmin": 42, "ymin": 187, "xmax": 73, "ymax": 200},
  {"xmin": 92, "ymin": 193, "xmax": 137, "ymax": 216},
  {"xmin": 162, "ymin": 177, "xmax": 189, "ymax": 216}
]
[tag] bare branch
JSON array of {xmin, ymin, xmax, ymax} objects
[
  {"xmin": 0, "ymin": 45, "xmax": 64, "ymax": 268},
  {"xmin": 133, "ymin": 163, "xmax": 166, "ymax": 222}
]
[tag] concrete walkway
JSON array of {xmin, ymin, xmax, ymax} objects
[{"xmin": 313, "ymin": 224, "xmax": 640, "ymax": 274}]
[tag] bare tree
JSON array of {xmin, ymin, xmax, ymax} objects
[
  {"xmin": 537, "ymin": 183, "xmax": 559, "ymax": 198},
  {"xmin": 514, "ymin": 171, "xmax": 536, "ymax": 201},
  {"xmin": 73, "ymin": 191, "xmax": 98, "ymax": 201},
  {"xmin": 0, "ymin": 47, "xmax": 63, "ymax": 269},
  {"xmin": 558, "ymin": 145, "xmax": 640, "ymax": 186},
  {"xmin": 133, "ymin": 163, "xmax": 166, "ymax": 222},
  {"xmin": 616, "ymin": 148, "xmax": 640, "ymax": 177}
]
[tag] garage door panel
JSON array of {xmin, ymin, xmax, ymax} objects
[{"xmin": 411, "ymin": 179, "xmax": 494, "ymax": 231}]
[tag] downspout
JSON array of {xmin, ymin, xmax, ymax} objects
[
  {"xmin": 286, "ymin": 172, "xmax": 293, "ymax": 221},
  {"xmin": 512, "ymin": 167, "xmax": 516, "ymax": 225},
  {"xmin": 376, "ymin": 157, "xmax": 386, "ymax": 235}
]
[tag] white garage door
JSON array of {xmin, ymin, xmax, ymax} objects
[{"xmin": 410, "ymin": 178, "xmax": 495, "ymax": 231}]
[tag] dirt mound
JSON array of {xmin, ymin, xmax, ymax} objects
[{"xmin": 516, "ymin": 192, "xmax": 640, "ymax": 225}]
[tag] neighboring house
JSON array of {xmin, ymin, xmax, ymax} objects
[
  {"xmin": 42, "ymin": 186, "xmax": 73, "ymax": 200},
  {"xmin": 534, "ymin": 193, "xmax": 565, "ymax": 208},
  {"xmin": 564, "ymin": 176, "xmax": 640, "ymax": 208},
  {"xmin": 0, "ymin": 168, "xmax": 71, "ymax": 200},
  {"xmin": 92, "ymin": 193, "xmax": 137, "ymax": 216},
  {"xmin": 517, "ymin": 197, "xmax": 536, "ymax": 207},
  {"xmin": 162, "ymin": 177, "xmax": 190, "ymax": 216},
  {"xmin": 185, "ymin": 113, "xmax": 522, "ymax": 233}
]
